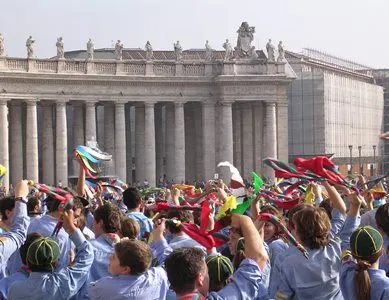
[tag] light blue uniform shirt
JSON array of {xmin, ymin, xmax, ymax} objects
[
  {"xmin": 207, "ymin": 258, "xmax": 269, "ymax": 300},
  {"xmin": 0, "ymin": 269, "xmax": 28, "ymax": 299},
  {"xmin": 267, "ymin": 238, "xmax": 288, "ymax": 296},
  {"xmin": 88, "ymin": 234, "xmax": 117, "ymax": 282},
  {"xmin": 275, "ymin": 211, "xmax": 358, "ymax": 300},
  {"xmin": 88, "ymin": 239, "xmax": 173, "ymax": 300},
  {"xmin": 379, "ymin": 235, "xmax": 389, "ymax": 274},
  {"xmin": 127, "ymin": 212, "xmax": 152, "ymax": 241},
  {"xmin": 8, "ymin": 228, "xmax": 94, "ymax": 300},
  {"xmin": 0, "ymin": 201, "xmax": 29, "ymax": 272},
  {"xmin": 169, "ymin": 235, "xmax": 206, "ymax": 253}
]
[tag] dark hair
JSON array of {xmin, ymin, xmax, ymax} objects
[
  {"xmin": 166, "ymin": 210, "xmax": 194, "ymax": 234},
  {"xmin": 0, "ymin": 197, "xmax": 15, "ymax": 221},
  {"xmin": 20, "ymin": 233, "xmax": 42, "ymax": 265},
  {"xmin": 73, "ymin": 198, "xmax": 84, "ymax": 212},
  {"xmin": 27, "ymin": 197, "xmax": 41, "ymax": 216},
  {"xmin": 115, "ymin": 239, "xmax": 152, "ymax": 275},
  {"xmin": 121, "ymin": 218, "xmax": 140, "ymax": 240},
  {"xmin": 354, "ymin": 249, "xmax": 383, "ymax": 300},
  {"xmin": 165, "ymin": 248, "xmax": 206, "ymax": 295},
  {"xmin": 376, "ymin": 203, "xmax": 389, "ymax": 236},
  {"xmin": 292, "ymin": 206, "xmax": 331, "ymax": 249},
  {"xmin": 286, "ymin": 203, "xmax": 311, "ymax": 232},
  {"xmin": 122, "ymin": 187, "xmax": 142, "ymax": 210},
  {"xmin": 261, "ymin": 205, "xmax": 284, "ymax": 240},
  {"xmin": 319, "ymin": 200, "xmax": 332, "ymax": 220},
  {"xmin": 45, "ymin": 195, "xmax": 60, "ymax": 212},
  {"xmin": 94, "ymin": 203, "xmax": 121, "ymax": 233}
]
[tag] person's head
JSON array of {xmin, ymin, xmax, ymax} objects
[
  {"xmin": 375, "ymin": 203, "xmax": 389, "ymax": 237},
  {"xmin": 26, "ymin": 236, "xmax": 61, "ymax": 272},
  {"xmin": 291, "ymin": 206, "xmax": 331, "ymax": 249},
  {"xmin": 122, "ymin": 187, "xmax": 143, "ymax": 211},
  {"xmin": 20, "ymin": 233, "xmax": 42, "ymax": 265},
  {"xmin": 261, "ymin": 205, "xmax": 283, "ymax": 243},
  {"xmin": 72, "ymin": 198, "xmax": 85, "ymax": 228},
  {"xmin": 350, "ymin": 226, "xmax": 384, "ymax": 300},
  {"xmin": 286, "ymin": 203, "xmax": 311, "ymax": 232},
  {"xmin": 93, "ymin": 203, "xmax": 121, "ymax": 237},
  {"xmin": 319, "ymin": 199, "xmax": 332, "ymax": 220},
  {"xmin": 108, "ymin": 239, "xmax": 152, "ymax": 276},
  {"xmin": 45, "ymin": 195, "xmax": 60, "ymax": 213},
  {"xmin": 206, "ymin": 255, "xmax": 234, "ymax": 292},
  {"xmin": 0, "ymin": 196, "xmax": 15, "ymax": 223},
  {"xmin": 120, "ymin": 218, "xmax": 140, "ymax": 240},
  {"xmin": 27, "ymin": 197, "xmax": 41, "ymax": 216},
  {"xmin": 166, "ymin": 210, "xmax": 194, "ymax": 235},
  {"xmin": 165, "ymin": 248, "xmax": 209, "ymax": 297}
]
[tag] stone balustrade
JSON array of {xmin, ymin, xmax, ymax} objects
[{"xmin": 0, "ymin": 56, "xmax": 286, "ymax": 76}]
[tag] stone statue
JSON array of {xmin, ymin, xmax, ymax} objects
[
  {"xmin": 26, "ymin": 36, "xmax": 35, "ymax": 59},
  {"xmin": 266, "ymin": 39, "xmax": 275, "ymax": 62},
  {"xmin": 235, "ymin": 22, "xmax": 256, "ymax": 59},
  {"xmin": 145, "ymin": 41, "xmax": 153, "ymax": 60},
  {"xmin": 174, "ymin": 40, "xmax": 183, "ymax": 61},
  {"xmin": 277, "ymin": 41, "xmax": 285, "ymax": 62},
  {"xmin": 56, "ymin": 37, "xmax": 64, "ymax": 59},
  {"xmin": 205, "ymin": 40, "xmax": 213, "ymax": 62},
  {"xmin": 87, "ymin": 38, "xmax": 94, "ymax": 60},
  {"xmin": 223, "ymin": 39, "xmax": 233, "ymax": 61},
  {"xmin": 114, "ymin": 40, "xmax": 123, "ymax": 60},
  {"xmin": 0, "ymin": 33, "xmax": 4, "ymax": 57}
]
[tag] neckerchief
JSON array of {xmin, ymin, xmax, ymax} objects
[
  {"xmin": 0, "ymin": 222, "xmax": 9, "ymax": 232},
  {"xmin": 177, "ymin": 292, "xmax": 205, "ymax": 300},
  {"xmin": 101, "ymin": 233, "xmax": 120, "ymax": 246},
  {"xmin": 17, "ymin": 265, "xmax": 31, "ymax": 277}
]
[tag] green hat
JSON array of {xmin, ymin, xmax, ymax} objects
[
  {"xmin": 206, "ymin": 254, "xmax": 234, "ymax": 283},
  {"xmin": 27, "ymin": 237, "xmax": 61, "ymax": 269},
  {"xmin": 350, "ymin": 226, "xmax": 383, "ymax": 260}
]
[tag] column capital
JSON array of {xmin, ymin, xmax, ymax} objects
[
  {"xmin": 115, "ymin": 101, "xmax": 127, "ymax": 107},
  {"xmin": 264, "ymin": 101, "xmax": 276, "ymax": 107},
  {"xmin": 174, "ymin": 101, "xmax": 186, "ymax": 108},
  {"xmin": 219, "ymin": 100, "xmax": 234, "ymax": 107},
  {"xmin": 277, "ymin": 102, "xmax": 288, "ymax": 107},
  {"xmin": 145, "ymin": 101, "xmax": 157, "ymax": 108},
  {"xmin": 202, "ymin": 100, "xmax": 216, "ymax": 107},
  {"xmin": 85, "ymin": 100, "xmax": 98, "ymax": 106},
  {"xmin": 56, "ymin": 99, "xmax": 69, "ymax": 105},
  {"xmin": 0, "ymin": 98, "xmax": 9, "ymax": 105},
  {"xmin": 25, "ymin": 99, "xmax": 39, "ymax": 106}
]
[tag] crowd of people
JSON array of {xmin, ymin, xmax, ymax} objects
[{"xmin": 0, "ymin": 153, "xmax": 388, "ymax": 300}]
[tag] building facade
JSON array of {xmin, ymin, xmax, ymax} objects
[
  {"xmin": 0, "ymin": 23, "xmax": 295, "ymax": 187},
  {"xmin": 286, "ymin": 49, "xmax": 384, "ymax": 176}
]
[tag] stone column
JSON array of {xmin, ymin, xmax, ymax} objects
[
  {"xmin": 41, "ymin": 102, "xmax": 55, "ymax": 185},
  {"xmin": 85, "ymin": 101, "xmax": 97, "ymax": 143},
  {"xmin": 185, "ymin": 104, "xmax": 195, "ymax": 182},
  {"xmin": 219, "ymin": 101, "xmax": 234, "ymax": 181},
  {"xmin": 242, "ymin": 102, "xmax": 254, "ymax": 178},
  {"xmin": 115, "ymin": 102, "xmax": 127, "ymax": 181},
  {"xmin": 0, "ymin": 100, "xmax": 9, "ymax": 188},
  {"xmin": 202, "ymin": 101, "xmax": 216, "ymax": 181},
  {"xmin": 277, "ymin": 102, "xmax": 289, "ymax": 163},
  {"xmin": 72, "ymin": 102, "xmax": 84, "ymax": 175},
  {"xmin": 232, "ymin": 103, "xmax": 242, "ymax": 173},
  {"xmin": 104, "ymin": 103, "xmax": 115, "ymax": 176},
  {"xmin": 125, "ymin": 105, "xmax": 133, "ymax": 184},
  {"xmin": 10, "ymin": 102, "xmax": 23, "ymax": 185},
  {"xmin": 263, "ymin": 102, "xmax": 277, "ymax": 181},
  {"xmin": 145, "ymin": 102, "xmax": 156, "ymax": 186},
  {"xmin": 253, "ymin": 102, "xmax": 264, "ymax": 173},
  {"xmin": 55, "ymin": 100, "xmax": 68, "ymax": 186},
  {"xmin": 155, "ymin": 104, "xmax": 164, "ymax": 182},
  {"xmin": 135, "ymin": 104, "xmax": 145, "ymax": 183},
  {"xmin": 194, "ymin": 104, "xmax": 203, "ymax": 181},
  {"xmin": 165, "ymin": 104, "xmax": 175, "ymax": 182},
  {"xmin": 25, "ymin": 99, "xmax": 39, "ymax": 182},
  {"xmin": 174, "ymin": 102, "xmax": 185, "ymax": 183}
]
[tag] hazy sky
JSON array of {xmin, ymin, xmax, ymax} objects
[{"xmin": 0, "ymin": 0, "xmax": 385, "ymax": 68}]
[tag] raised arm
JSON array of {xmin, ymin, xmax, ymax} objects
[
  {"xmin": 322, "ymin": 181, "xmax": 346, "ymax": 215},
  {"xmin": 0, "ymin": 180, "xmax": 30, "ymax": 265},
  {"xmin": 75, "ymin": 152, "xmax": 86, "ymax": 197}
]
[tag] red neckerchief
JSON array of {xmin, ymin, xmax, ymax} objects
[
  {"xmin": 177, "ymin": 292, "xmax": 205, "ymax": 300},
  {"xmin": 17, "ymin": 265, "xmax": 31, "ymax": 277},
  {"xmin": 102, "ymin": 233, "xmax": 120, "ymax": 246}
]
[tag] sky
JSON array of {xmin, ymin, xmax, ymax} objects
[{"xmin": 0, "ymin": 0, "xmax": 386, "ymax": 68}]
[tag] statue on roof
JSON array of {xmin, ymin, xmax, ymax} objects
[
  {"xmin": 145, "ymin": 41, "xmax": 153, "ymax": 60},
  {"xmin": 56, "ymin": 37, "xmax": 64, "ymax": 59},
  {"xmin": 266, "ymin": 39, "xmax": 275, "ymax": 62},
  {"xmin": 114, "ymin": 40, "xmax": 123, "ymax": 60},
  {"xmin": 26, "ymin": 36, "xmax": 35, "ymax": 59},
  {"xmin": 0, "ymin": 33, "xmax": 4, "ymax": 57},
  {"xmin": 174, "ymin": 41, "xmax": 183, "ymax": 61},
  {"xmin": 87, "ymin": 38, "xmax": 94, "ymax": 61},
  {"xmin": 205, "ymin": 40, "xmax": 213, "ymax": 62},
  {"xmin": 277, "ymin": 41, "xmax": 285, "ymax": 62},
  {"xmin": 235, "ymin": 22, "xmax": 257, "ymax": 59},
  {"xmin": 223, "ymin": 39, "xmax": 233, "ymax": 61}
]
